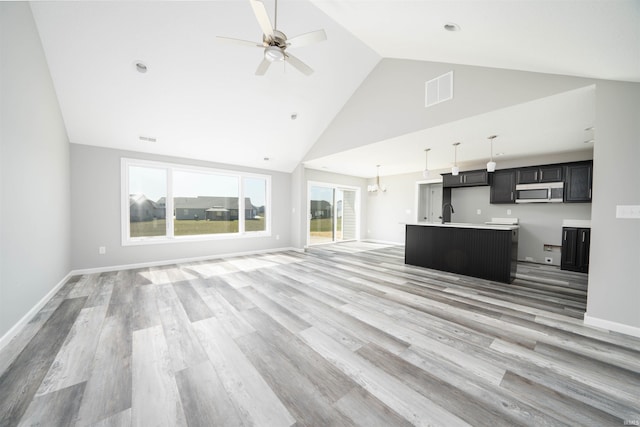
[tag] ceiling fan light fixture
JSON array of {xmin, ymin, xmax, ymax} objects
[{"xmin": 264, "ymin": 45, "xmax": 284, "ymax": 62}]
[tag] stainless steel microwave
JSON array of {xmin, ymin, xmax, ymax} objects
[{"xmin": 515, "ymin": 182, "xmax": 564, "ymax": 203}]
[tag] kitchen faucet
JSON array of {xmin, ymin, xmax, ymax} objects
[{"xmin": 441, "ymin": 203, "xmax": 455, "ymax": 224}]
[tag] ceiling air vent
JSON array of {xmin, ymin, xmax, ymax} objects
[{"xmin": 425, "ymin": 71, "xmax": 453, "ymax": 107}]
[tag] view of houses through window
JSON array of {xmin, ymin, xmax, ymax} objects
[
  {"xmin": 308, "ymin": 184, "xmax": 358, "ymax": 245},
  {"xmin": 124, "ymin": 159, "xmax": 269, "ymax": 243}
]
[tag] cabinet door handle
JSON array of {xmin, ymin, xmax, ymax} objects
[
  {"xmin": 564, "ymin": 231, "xmax": 567, "ymax": 240},
  {"xmin": 535, "ymin": 171, "xmax": 538, "ymax": 181},
  {"xmin": 510, "ymin": 191, "xmax": 513, "ymax": 201},
  {"xmin": 540, "ymin": 170, "xmax": 543, "ymax": 181},
  {"xmin": 589, "ymin": 189, "xmax": 592, "ymax": 198},
  {"xmin": 582, "ymin": 231, "xmax": 585, "ymax": 242}
]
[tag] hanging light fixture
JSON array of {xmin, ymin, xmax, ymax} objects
[
  {"xmin": 422, "ymin": 148, "xmax": 431, "ymax": 178},
  {"xmin": 367, "ymin": 165, "xmax": 386, "ymax": 193},
  {"xmin": 451, "ymin": 142, "xmax": 461, "ymax": 176},
  {"xmin": 487, "ymin": 135, "xmax": 497, "ymax": 172}
]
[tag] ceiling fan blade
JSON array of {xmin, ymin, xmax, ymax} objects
[
  {"xmin": 249, "ymin": 0, "xmax": 274, "ymax": 40},
  {"xmin": 216, "ymin": 36, "xmax": 262, "ymax": 48},
  {"xmin": 287, "ymin": 29, "xmax": 327, "ymax": 49},
  {"xmin": 285, "ymin": 53, "xmax": 314, "ymax": 76},
  {"xmin": 255, "ymin": 58, "xmax": 271, "ymax": 76}
]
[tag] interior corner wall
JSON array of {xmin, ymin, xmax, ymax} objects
[
  {"xmin": 70, "ymin": 144, "xmax": 292, "ymax": 270},
  {"xmin": 0, "ymin": 3, "xmax": 71, "ymax": 339},
  {"xmin": 586, "ymin": 81, "xmax": 640, "ymax": 333}
]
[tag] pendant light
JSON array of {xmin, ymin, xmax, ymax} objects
[
  {"xmin": 451, "ymin": 142, "xmax": 461, "ymax": 176},
  {"xmin": 422, "ymin": 148, "xmax": 431, "ymax": 178},
  {"xmin": 487, "ymin": 135, "xmax": 497, "ymax": 172},
  {"xmin": 367, "ymin": 165, "xmax": 386, "ymax": 192}
]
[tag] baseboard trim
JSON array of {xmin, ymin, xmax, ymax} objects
[
  {"xmin": 362, "ymin": 239, "xmax": 405, "ymax": 246},
  {"xmin": 70, "ymin": 246, "xmax": 300, "ymax": 275},
  {"xmin": 584, "ymin": 313, "xmax": 640, "ymax": 338},
  {"xmin": 0, "ymin": 272, "xmax": 72, "ymax": 351}
]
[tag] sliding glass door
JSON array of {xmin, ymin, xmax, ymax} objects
[{"xmin": 308, "ymin": 183, "xmax": 359, "ymax": 246}]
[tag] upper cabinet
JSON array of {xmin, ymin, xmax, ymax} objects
[
  {"xmin": 442, "ymin": 170, "xmax": 489, "ymax": 188},
  {"xmin": 564, "ymin": 161, "xmax": 593, "ymax": 202},
  {"xmin": 489, "ymin": 160, "xmax": 593, "ymax": 204},
  {"xmin": 490, "ymin": 170, "xmax": 516, "ymax": 204},
  {"xmin": 516, "ymin": 165, "xmax": 564, "ymax": 184}
]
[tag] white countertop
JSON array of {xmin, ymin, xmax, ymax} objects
[
  {"xmin": 562, "ymin": 219, "xmax": 591, "ymax": 228},
  {"xmin": 409, "ymin": 222, "xmax": 519, "ymax": 231}
]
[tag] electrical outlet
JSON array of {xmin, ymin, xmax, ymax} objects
[
  {"xmin": 545, "ymin": 257, "xmax": 553, "ymax": 264},
  {"xmin": 98, "ymin": 246, "xmax": 106, "ymax": 255},
  {"xmin": 476, "ymin": 209, "xmax": 481, "ymax": 215},
  {"xmin": 507, "ymin": 209, "xmax": 512, "ymax": 215},
  {"xmin": 275, "ymin": 235, "xmax": 280, "ymax": 240},
  {"xmin": 525, "ymin": 256, "xmax": 534, "ymax": 262}
]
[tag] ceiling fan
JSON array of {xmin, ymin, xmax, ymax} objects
[{"xmin": 217, "ymin": 0, "xmax": 327, "ymax": 76}]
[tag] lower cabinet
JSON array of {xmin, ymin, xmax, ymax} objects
[{"xmin": 561, "ymin": 227, "xmax": 590, "ymax": 273}]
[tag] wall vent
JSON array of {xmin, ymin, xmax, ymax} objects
[{"xmin": 425, "ymin": 71, "xmax": 453, "ymax": 107}]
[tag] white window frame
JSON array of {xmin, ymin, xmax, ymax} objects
[{"xmin": 121, "ymin": 158, "xmax": 271, "ymax": 246}]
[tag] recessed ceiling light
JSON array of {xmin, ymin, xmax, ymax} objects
[
  {"xmin": 135, "ymin": 61, "xmax": 148, "ymax": 73},
  {"xmin": 139, "ymin": 135, "xmax": 156, "ymax": 142},
  {"xmin": 444, "ymin": 22, "xmax": 460, "ymax": 32}
]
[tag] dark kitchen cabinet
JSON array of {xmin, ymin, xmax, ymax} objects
[
  {"xmin": 516, "ymin": 165, "xmax": 564, "ymax": 184},
  {"xmin": 565, "ymin": 161, "xmax": 593, "ymax": 202},
  {"xmin": 490, "ymin": 170, "xmax": 516, "ymax": 204},
  {"xmin": 442, "ymin": 170, "xmax": 489, "ymax": 188},
  {"xmin": 561, "ymin": 227, "xmax": 590, "ymax": 273}
]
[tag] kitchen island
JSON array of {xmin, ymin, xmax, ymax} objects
[{"xmin": 405, "ymin": 223, "xmax": 519, "ymax": 283}]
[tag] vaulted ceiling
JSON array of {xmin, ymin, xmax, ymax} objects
[{"xmin": 30, "ymin": 1, "xmax": 640, "ymax": 176}]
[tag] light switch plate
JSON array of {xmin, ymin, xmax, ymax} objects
[{"xmin": 616, "ymin": 205, "xmax": 640, "ymax": 219}]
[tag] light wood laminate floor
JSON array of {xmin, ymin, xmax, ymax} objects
[{"xmin": 1, "ymin": 242, "xmax": 639, "ymax": 426}]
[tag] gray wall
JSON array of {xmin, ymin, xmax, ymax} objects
[
  {"xmin": 365, "ymin": 170, "xmax": 437, "ymax": 244},
  {"xmin": 587, "ymin": 81, "xmax": 640, "ymax": 331},
  {"xmin": 451, "ymin": 186, "xmax": 591, "ymax": 266},
  {"xmin": 70, "ymin": 144, "xmax": 292, "ymax": 270},
  {"xmin": 1, "ymin": 3, "xmax": 72, "ymax": 338},
  {"xmin": 305, "ymin": 58, "xmax": 593, "ymax": 161}
]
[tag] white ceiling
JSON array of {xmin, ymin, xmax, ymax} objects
[{"xmin": 30, "ymin": 1, "xmax": 640, "ymax": 176}]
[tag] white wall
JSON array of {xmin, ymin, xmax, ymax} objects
[
  {"xmin": 586, "ymin": 81, "xmax": 640, "ymax": 333},
  {"xmin": 70, "ymin": 144, "xmax": 292, "ymax": 270},
  {"xmin": 0, "ymin": 3, "xmax": 71, "ymax": 338}
]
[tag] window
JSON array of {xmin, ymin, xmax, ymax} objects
[{"xmin": 122, "ymin": 158, "xmax": 270, "ymax": 245}]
